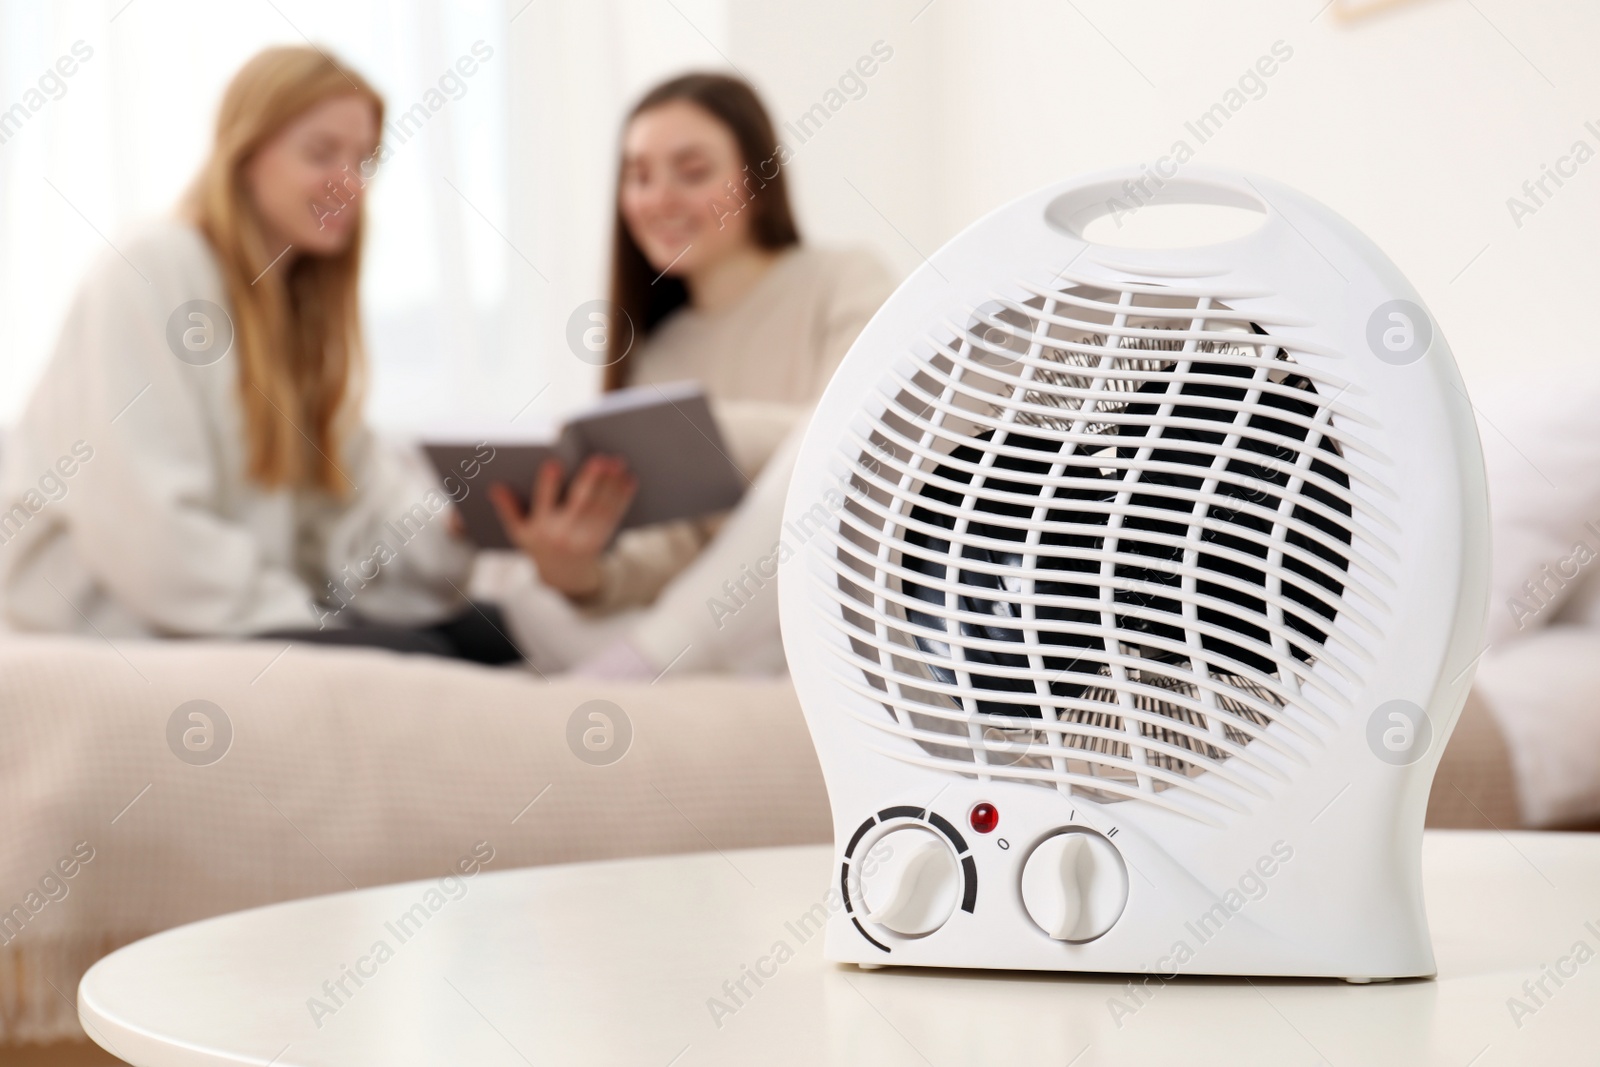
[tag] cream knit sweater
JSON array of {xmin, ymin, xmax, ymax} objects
[
  {"xmin": 499, "ymin": 243, "xmax": 895, "ymax": 674},
  {"xmin": 575, "ymin": 244, "xmax": 895, "ymax": 615},
  {"xmin": 0, "ymin": 218, "xmax": 472, "ymax": 637}
]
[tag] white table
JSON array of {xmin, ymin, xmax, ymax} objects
[{"xmin": 80, "ymin": 833, "xmax": 1599, "ymax": 1066}]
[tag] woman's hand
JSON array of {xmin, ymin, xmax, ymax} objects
[{"xmin": 488, "ymin": 456, "xmax": 637, "ymax": 599}]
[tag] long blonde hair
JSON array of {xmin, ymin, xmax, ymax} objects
[{"xmin": 184, "ymin": 46, "xmax": 383, "ymax": 496}]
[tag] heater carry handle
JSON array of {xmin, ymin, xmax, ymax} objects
[{"xmin": 1042, "ymin": 165, "xmax": 1293, "ymax": 254}]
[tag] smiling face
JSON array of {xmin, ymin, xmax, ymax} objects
[
  {"xmin": 243, "ymin": 93, "xmax": 380, "ymax": 258},
  {"xmin": 618, "ymin": 99, "xmax": 757, "ymax": 277}
]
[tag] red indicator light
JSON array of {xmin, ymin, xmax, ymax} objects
[{"xmin": 970, "ymin": 803, "xmax": 999, "ymax": 834}]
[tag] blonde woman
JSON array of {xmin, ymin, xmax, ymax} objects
[
  {"xmin": 0, "ymin": 47, "xmax": 513, "ymax": 660},
  {"xmin": 493, "ymin": 73, "xmax": 893, "ymax": 676}
]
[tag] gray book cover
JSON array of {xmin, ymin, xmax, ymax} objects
[{"xmin": 423, "ymin": 382, "xmax": 747, "ymax": 550}]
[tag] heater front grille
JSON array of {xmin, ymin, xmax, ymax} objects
[{"xmin": 816, "ymin": 280, "xmax": 1394, "ymax": 821}]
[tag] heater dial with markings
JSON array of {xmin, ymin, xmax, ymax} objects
[
  {"xmin": 857, "ymin": 826, "xmax": 962, "ymax": 936},
  {"xmin": 1020, "ymin": 831, "xmax": 1129, "ymax": 942}
]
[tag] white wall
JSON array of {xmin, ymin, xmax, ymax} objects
[
  {"xmin": 503, "ymin": 0, "xmax": 732, "ymax": 420},
  {"xmin": 727, "ymin": 0, "xmax": 1600, "ymax": 394},
  {"xmin": 726, "ymin": 1, "xmax": 944, "ymax": 269},
  {"xmin": 3, "ymin": 0, "xmax": 1593, "ymax": 430}
]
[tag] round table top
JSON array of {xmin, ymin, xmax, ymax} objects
[{"xmin": 80, "ymin": 832, "xmax": 1600, "ymax": 1066}]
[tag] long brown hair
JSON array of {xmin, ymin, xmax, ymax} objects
[
  {"xmin": 184, "ymin": 46, "xmax": 382, "ymax": 496},
  {"xmin": 603, "ymin": 72, "xmax": 801, "ymax": 391}
]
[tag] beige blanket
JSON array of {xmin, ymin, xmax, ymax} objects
[{"xmin": 0, "ymin": 636, "xmax": 829, "ymax": 1044}]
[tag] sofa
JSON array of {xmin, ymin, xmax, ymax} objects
[{"xmin": 0, "ymin": 635, "xmax": 828, "ymax": 1047}]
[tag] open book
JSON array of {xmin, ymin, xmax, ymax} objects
[{"xmin": 423, "ymin": 381, "xmax": 747, "ymax": 550}]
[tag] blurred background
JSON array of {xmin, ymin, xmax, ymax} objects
[{"xmin": 2, "ymin": 0, "xmax": 1595, "ymax": 429}]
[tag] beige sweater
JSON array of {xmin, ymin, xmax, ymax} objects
[{"xmin": 575, "ymin": 244, "xmax": 895, "ymax": 615}]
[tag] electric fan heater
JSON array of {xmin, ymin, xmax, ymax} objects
[{"xmin": 778, "ymin": 166, "xmax": 1488, "ymax": 980}]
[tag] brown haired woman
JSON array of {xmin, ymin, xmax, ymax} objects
[
  {"xmin": 491, "ymin": 72, "xmax": 893, "ymax": 677},
  {"xmin": 0, "ymin": 47, "xmax": 515, "ymax": 661}
]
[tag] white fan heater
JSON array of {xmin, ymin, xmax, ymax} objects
[{"xmin": 778, "ymin": 166, "xmax": 1488, "ymax": 980}]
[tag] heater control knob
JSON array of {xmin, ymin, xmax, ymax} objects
[
  {"xmin": 1020, "ymin": 831, "xmax": 1129, "ymax": 942},
  {"xmin": 858, "ymin": 826, "xmax": 961, "ymax": 936}
]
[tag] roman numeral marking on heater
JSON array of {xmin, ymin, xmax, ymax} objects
[{"xmin": 1106, "ymin": 827, "xmax": 1119, "ymax": 838}]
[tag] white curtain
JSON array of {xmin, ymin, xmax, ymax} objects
[{"xmin": 0, "ymin": 0, "xmax": 733, "ymax": 434}]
